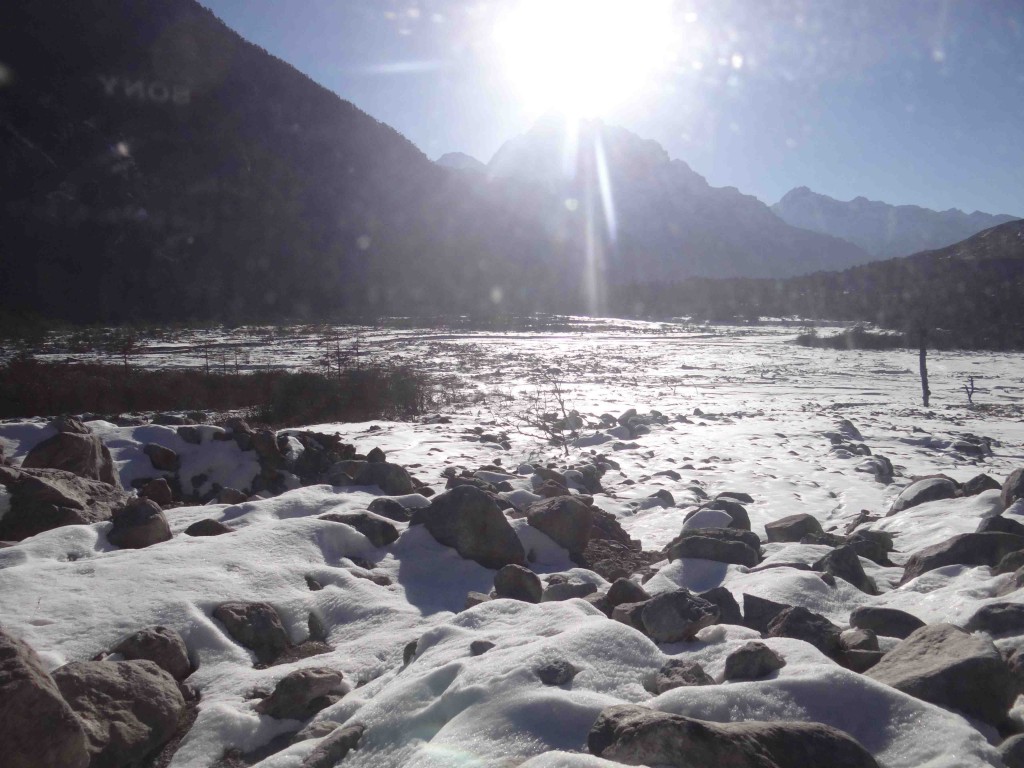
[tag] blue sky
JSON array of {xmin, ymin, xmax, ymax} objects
[{"xmin": 199, "ymin": 0, "xmax": 1023, "ymax": 216}]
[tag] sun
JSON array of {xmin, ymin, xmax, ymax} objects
[{"xmin": 494, "ymin": 0, "xmax": 677, "ymax": 119}]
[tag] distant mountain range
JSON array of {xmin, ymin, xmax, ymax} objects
[{"xmin": 772, "ymin": 187, "xmax": 1018, "ymax": 259}]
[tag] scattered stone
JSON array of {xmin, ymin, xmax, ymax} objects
[
  {"xmin": 536, "ymin": 659, "xmax": 579, "ymax": 685},
  {"xmin": 887, "ymin": 476, "xmax": 959, "ymax": 516},
  {"xmin": 541, "ymin": 579, "xmax": 597, "ymax": 602},
  {"xmin": 964, "ymin": 473, "xmax": 1001, "ymax": 497},
  {"xmin": 723, "ymin": 641, "xmax": 786, "ymax": 681},
  {"xmin": 849, "ymin": 606, "xmax": 925, "ymax": 640},
  {"xmin": 1001, "ymin": 734, "xmax": 1024, "ymax": 768},
  {"xmin": 605, "ymin": 578, "xmax": 650, "ymax": 609},
  {"xmin": 995, "ymin": 550, "xmax": 1024, "ymax": 576},
  {"xmin": 300, "ymin": 724, "xmax": 365, "ymax": 768},
  {"xmin": 742, "ymin": 594, "xmax": 790, "ymax": 634},
  {"xmin": 845, "ymin": 530, "xmax": 893, "ymax": 565},
  {"xmin": 1003, "ymin": 468, "xmax": 1024, "ymax": 511},
  {"xmin": 0, "ymin": 466, "xmax": 129, "ymax": 541},
  {"xmin": 765, "ymin": 514, "xmax": 824, "ymax": 543},
  {"xmin": 184, "ymin": 518, "xmax": 233, "ymax": 537},
  {"xmin": 900, "ymin": 532, "xmax": 1024, "ymax": 584},
  {"xmin": 107, "ymin": 497, "xmax": 172, "ymax": 549},
  {"xmin": 0, "ymin": 628, "xmax": 90, "ymax": 768},
  {"xmin": 213, "ymin": 602, "xmax": 291, "ymax": 665},
  {"xmin": 646, "ymin": 659, "xmax": 715, "ymax": 694},
  {"xmin": 965, "ymin": 603, "xmax": 1024, "ymax": 635},
  {"xmin": 813, "ymin": 545, "xmax": 876, "ymax": 594},
  {"xmin": 588, "ymin": 704, "xmax": 879, "ymax": 768},
  {"xmin": 526, "ymin": 495, "xmax": 593, "ymax": 555},
  {"xmin": 840, "ymin": 628, "xmax": 879, "ymax": 652},
  {"xmin": 256, "ymin": 667, "xmax": 349, "ymax": 720},
  {"xmin": 140, "ymin": 477, "xmax": 174, "ymax": 506},
  {"xmin": 464, "ymin": 592, "xmax": 492, "ymax": 609},
  {"xmin": 668, "ymin": 533, "xmax": 759, "ymax": 567},
  {"xmin": 767, "ymin": 607, "xmax": 842, "ymax": 656},
  {"xmin": 718, "ymin": 491, "xmax": 755, "ymax": 504},
  {"xmin": 319, "ymin": 512, "xmax": 399, "ymax": 548},
  {"xmin": 110, "ymin": 626, "xmax": 190, "ymax": 681},
  {"xmin": 470, "ymin": 640, "xmax": 495, "ymax": 656},
  {"xmin": 699, "ymin": 586, "xmax": 743, "ymax": 626},
  {"xmin": 494, "ymin": 564, "xmax": 542, "ymax": 603},
  {"xmin": 142, "ymin": 443, "xmax": 180, "ymax": 473},
  {"xmin": 978, "ymin": 515, "xmax": 1024, "ymax": 537},
  {"xmin": 53, "ymin": 660, "xmax": 185, "ymax": 768},
  {"xmin": 367, "ymin": 497, "xmax": 412, "ymax": 522},
  {"xmin": 22, "ymin": 418, "xmax": 119, "ymax": 487},
  {"xmin": 216, "ymin": 487, "xmax": 248, "ymax": 505},
  {"xmin": 611, "ymin": 601, "xmax": 648, "ymax": 633},
  {"xmin": 641, "ymin": 590, "xmax": 719, "ymax": 643},
  {"xmin": 700, "ymin": 498, "xmax": 751, "ymax": 530},
  {"xmin": 866, "ymin": 623, "xmax": 1016, "ymax": 727},
  {"xmin": 410, "ymin": 485, "xmax": 526, "ymax": 569}
]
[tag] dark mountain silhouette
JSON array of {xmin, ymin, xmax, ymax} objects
[
  {"xmin": 486, "ymin": 118, "xmax": 873, "ymax": 283},
  {"xmin": 772, "ymin": 186, "xmax": 1018, "ymax": 259},
  {"xmin": 627, "ymin": 219, "xmax": 1024, "ymax": 348}
]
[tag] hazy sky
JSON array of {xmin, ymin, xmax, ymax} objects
[{"xmin": 200, "ymin": 0, "xmax": 1023, "ymax": 216}]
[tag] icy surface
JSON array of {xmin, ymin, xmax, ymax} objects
[{"xmin": 2, "ymin": 319, "xmax": 1023, "ymax": 766}]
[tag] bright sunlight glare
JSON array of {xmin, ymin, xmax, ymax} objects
[{"xmin": 494, "ymin": 0, "xmax": 677, "ymax": 119}]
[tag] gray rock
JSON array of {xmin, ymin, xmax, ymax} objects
[
  {"xmin": 699, "ymin": 586, "xmax": 743, "ymax": 626},
  {"xmin": 111, "ymin": 626, "xmax": 190, "ymax": 681},
  {"xmin": 318, "ymin": 512, "xmax": 399, "ymax": 547},
  {"xmin": 724, "ymin": 641, "xmax": 786, "ymax": 680},
  {"xmin": 670, "ymin": 535, "xmax": 759, "ymax": 567},
  {"xmin": 700, "ymin": 498, "xmax": 751, "ymax": 530},
  {"xmin": 742, "ymin": 594, "xmax": 790, "ymax": 634},
  {"xmin": 256, "ymin": 667, "xmax": 349, "ymax": 720},
  {"xmin": 0, "ymin": 628, "xmax": 90, "ymax": 768},
  {"xmin": 995, "ymin": 550, "xmax": 1024, "ymax": 576},
  {"xmin": 866, "ymin": 623, "xmax": 1016, "ymax": 727},
  {"xmin": 301, "ymin": 724, "xmax": 365, "ymax": 768},
  {"xmin": 978, "ymin": 515, "xmax": 1024, "ymax": 537},
  {"xmin": 845, "ymin": 530, "xmax": 893, "ymax": 565},
  {"xmin": 1001, "ymin": 734, "xmax": 1024, "ymax": 768},
  {"xmin": 840, "ymin": 628, "xmax": 879, "ymax": 652},
  {"xmin": 887, "ymin": 476, "xmax": 959, "ymax": 516},
  {"xmin": 542, "ymin": 580, "xmax": 598, "ymax": 602},
  {"xmin": 1003, "ymin": 468, "xmax": 1024, "ymax": 511},
  {"xmin": 470, "ymin": 640, "xmax": 495, "ymax": 656},
  {"xmin": 53, "ymin": 660, "xmax": 185, "ymax": 768},
  {"xmin": 464, "ymin": 591, "xmax": 492, "ymax": 609},
  {"xmin": 139, "ymin": 477, "xmax": 174, "ymax": 506},
  {"xmin": 536, "ymin": 659, "xmax": 579, "ymax": 685},
  {"xmin": 142, "ymin": 443, "xmax": 180, "ymax": 473},
  {"xmin": 605, "ymin": 578, "xmax": 650, "ymax": 609},
  {"xmin": 216, "ymin": 487, "xmax": 248, "ymax": 504},
  {"xmin": 765, "ymin": 513, "xmax": 824, "ymax": 543},
  {"xmin": 813, "ymin": 545, "xmax": 876, "ymax": 594},
  {"xmin": 526, "ymin": 495, "xmax": 593, "ymax": 555},
  {"xmin": 642, "ymin": 590, "xmax": 720, "ymax": 643},
  {"xmin": 213, "ymin": 602, "xmax": 292, "ymax": 665},
  {"xmin": 612, "ymin": 601, "xmax": 649, "ymax": 632},
  {"xmin": 647, "ymin": 659, "xmax": 715, "ymax": 693},
  {"xmin": 901, "ymin": 532, "xmax": 1024, "ymax": 584},
  {"xmin": 107, "ymin": 497, "xmax": 172, "ymax": 549},
  {"xmin": 964, "ymin": 603, "xmax": 1024, "ymax": 635},
  {"xmin": 410, "ymin": 485, "xmax": 526, "ymax": 569},
  {"xmin": 588, "ymin": 704, "xmax": 879, "ymax": 768},
  {"xmin": 184, "ymin": 518, "xmax": 233, "ymax": 537},
  {"xmin": 494, "ymin": 564, "xmax": 542, "ymax": 603},
  {"xmin": 849, "ymin": 606, "xmax": 925, "ymax": 639},
  {"xmin": 353, "ymin": 462, "xmax": 415, "ymax": 495},
  {"xmin": 767, "ymin": 607, "xmax": 842, "ymax": 656},
  {"xmin": 718, "ymin": 491, "xmax": 755, "ymax": 504},
  {"xmin": 964, "ymin": 473, "xmax": 1001, "ymax": 497},
  {"xmin": 0, "ymin": 466, "xmax": 129, "ymax": 541},
  {"xmin": 22, "ymin": 419, "xmax": 119, "ymax": 487},
  {"xmin": 367, "ymin": 497, "xmax": 412, "ymax": 522}
]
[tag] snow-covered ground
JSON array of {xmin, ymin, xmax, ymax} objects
[{"xmin": 2, "ymin": 319, "xmax": 1024, "ymax": 767}]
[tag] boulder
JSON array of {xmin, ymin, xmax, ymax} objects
[
  {"xmin": 107, "ymin": 498, "xmax": 172, "ymax": 549},
  {"xmin": 978, "ymin": 515, "xmax": 1024, "ymax": 537},
  {"xmin": 1003, "ymin": 468, "xmax": 1024, "ymax": 511},
  {"xmin": 216, "ymin": 487, "xmax": 248, "ymax": 504},
  {"xmin": 699, "ymin": 498, "xmax": 751, "ymax": 530},
  {"xmin": 1001, "ymin": 734, "xmax": 1024, "ymax": 768},
  {"xmin": 536, "ymin": 659, "xmax": 579, "ymax": 686},
  {"xmin": 110, "ymin": 626, "xmax": 190, "ymax": 681},
  {"xmin": 410, "ymin": 485, "xmax": 526, "ymax": 569},
  {"xmin": 542, "ymin": 578, "xmax": 598, "ymax": 602},
  {"xmin": 139, "ymin": 477, "xmax": 174, "ymax": 506},
  {"xmin": 866, "ymin": 623, "xmax": 1016, "ymax": 727},
  {"xmin": 724, "ymin": 641, "xmax": 786, "ymax": 681},
  {"xmin": 352, "ymin": 462, "xmax": 415, "ymax": 495},
  {"xmin": 840, "ymin": 628, "xmax": 879, "ymax": 652},
  {"xmin": 318, "ymin": 512, "xmax": 399, "ymax": 548},
  {"xmin": 612, "ymin": 601, "xmax": 649, "ymax": 632},
  {"xmin": 52, "ymin": 660, "xmax": 185, "ymax": 768},
  {"xmin": 0, "ymin": 466, "xmax": 129, "ymax": 541},
  {"xmin": 767, "ymin": 607, "xmax": 842, "ymax": 656},
  {"xmin": 22, "ymin": 418, "xmax": 119, "ymax": 487},
  {"xmin": 887, "ymin": 476, "xmax": 959, "ymax": 516},
  {"xmin": 699, "ymin": 586, "xmax": 743, "ymax": 626},
  {"xmin": 646, "ymin": 659, "xmax": 715, "ymax": 694},
  {"xmin": 142, "ymin": 443, "xmax": 180, "ymax": 473},
  {"xmin": 470, "ymin": 639, "xmax": 495, "ymax": 656},
  {"xmin": 367, "ymin": 497, "xmax": 412, "ymax": 522},
  {"xmin": 256, "ymin": 667, "xmax": 349, "ymax": 720},
  {"xmin": 964, "ymin": 473, "xmax": 1001, "ymax": 497},
  {"xmin": 605, "ymin": 578, "xmax": 650, "ymax": 609},
  {"xmin": 641, "ymin": 590, "xmax": 720, "ymax": 643},
  {"xmin": 845, "ymin": 530, "xmax": 893, "ymax": 565},
  {"xmin": 901, "ymin": 532, "xmax": 1024, "ymax": 584},
  {"xmin": 588, "ymin": 704, "xmax": 879, "ymax": 768},
  {"xmin": 0, "ymin": 628, "xmax": 90, "ymax": 768},
  {"xmin": 765, "ymin": 514, "xmax": 824, "ymax": 543},
  {"xmin": 668, "ymin": 535, "xmax": 759, "ymax": 567},
  {"xmin": 184, "ymin": 518, "xmax": 233, "ymax": 536},
  {"xmin": 300, "ymin": 724, "xmax": 365, "ymax": 768},
  {"xmin": 494, "ymin": 564, "xmax": 543, "ymax": 603},
  {"xmin": 813, "ymin": 545, "xmax": 876, "ymax": 594},
  {"xmin": 995, "ymin": 550, "xmax": 1024, "ymax": 576},
  {"xmin": 213, "ymin": 602, "xmax": 291, "ymax": 665},
  {"xmin": 526, "ymin": 495, "xmax": 593, "ymax": 555},
  {"xmin": 849, "ymin": 606, "xmax": 926, "ymax": 640},
  {"xmin": 742, "ymin": 594, "xmax": 790, "ymax": 634},
  {"xmin": 964, "ymin": 603, "xmax": 1024, "ymax": 636}
]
